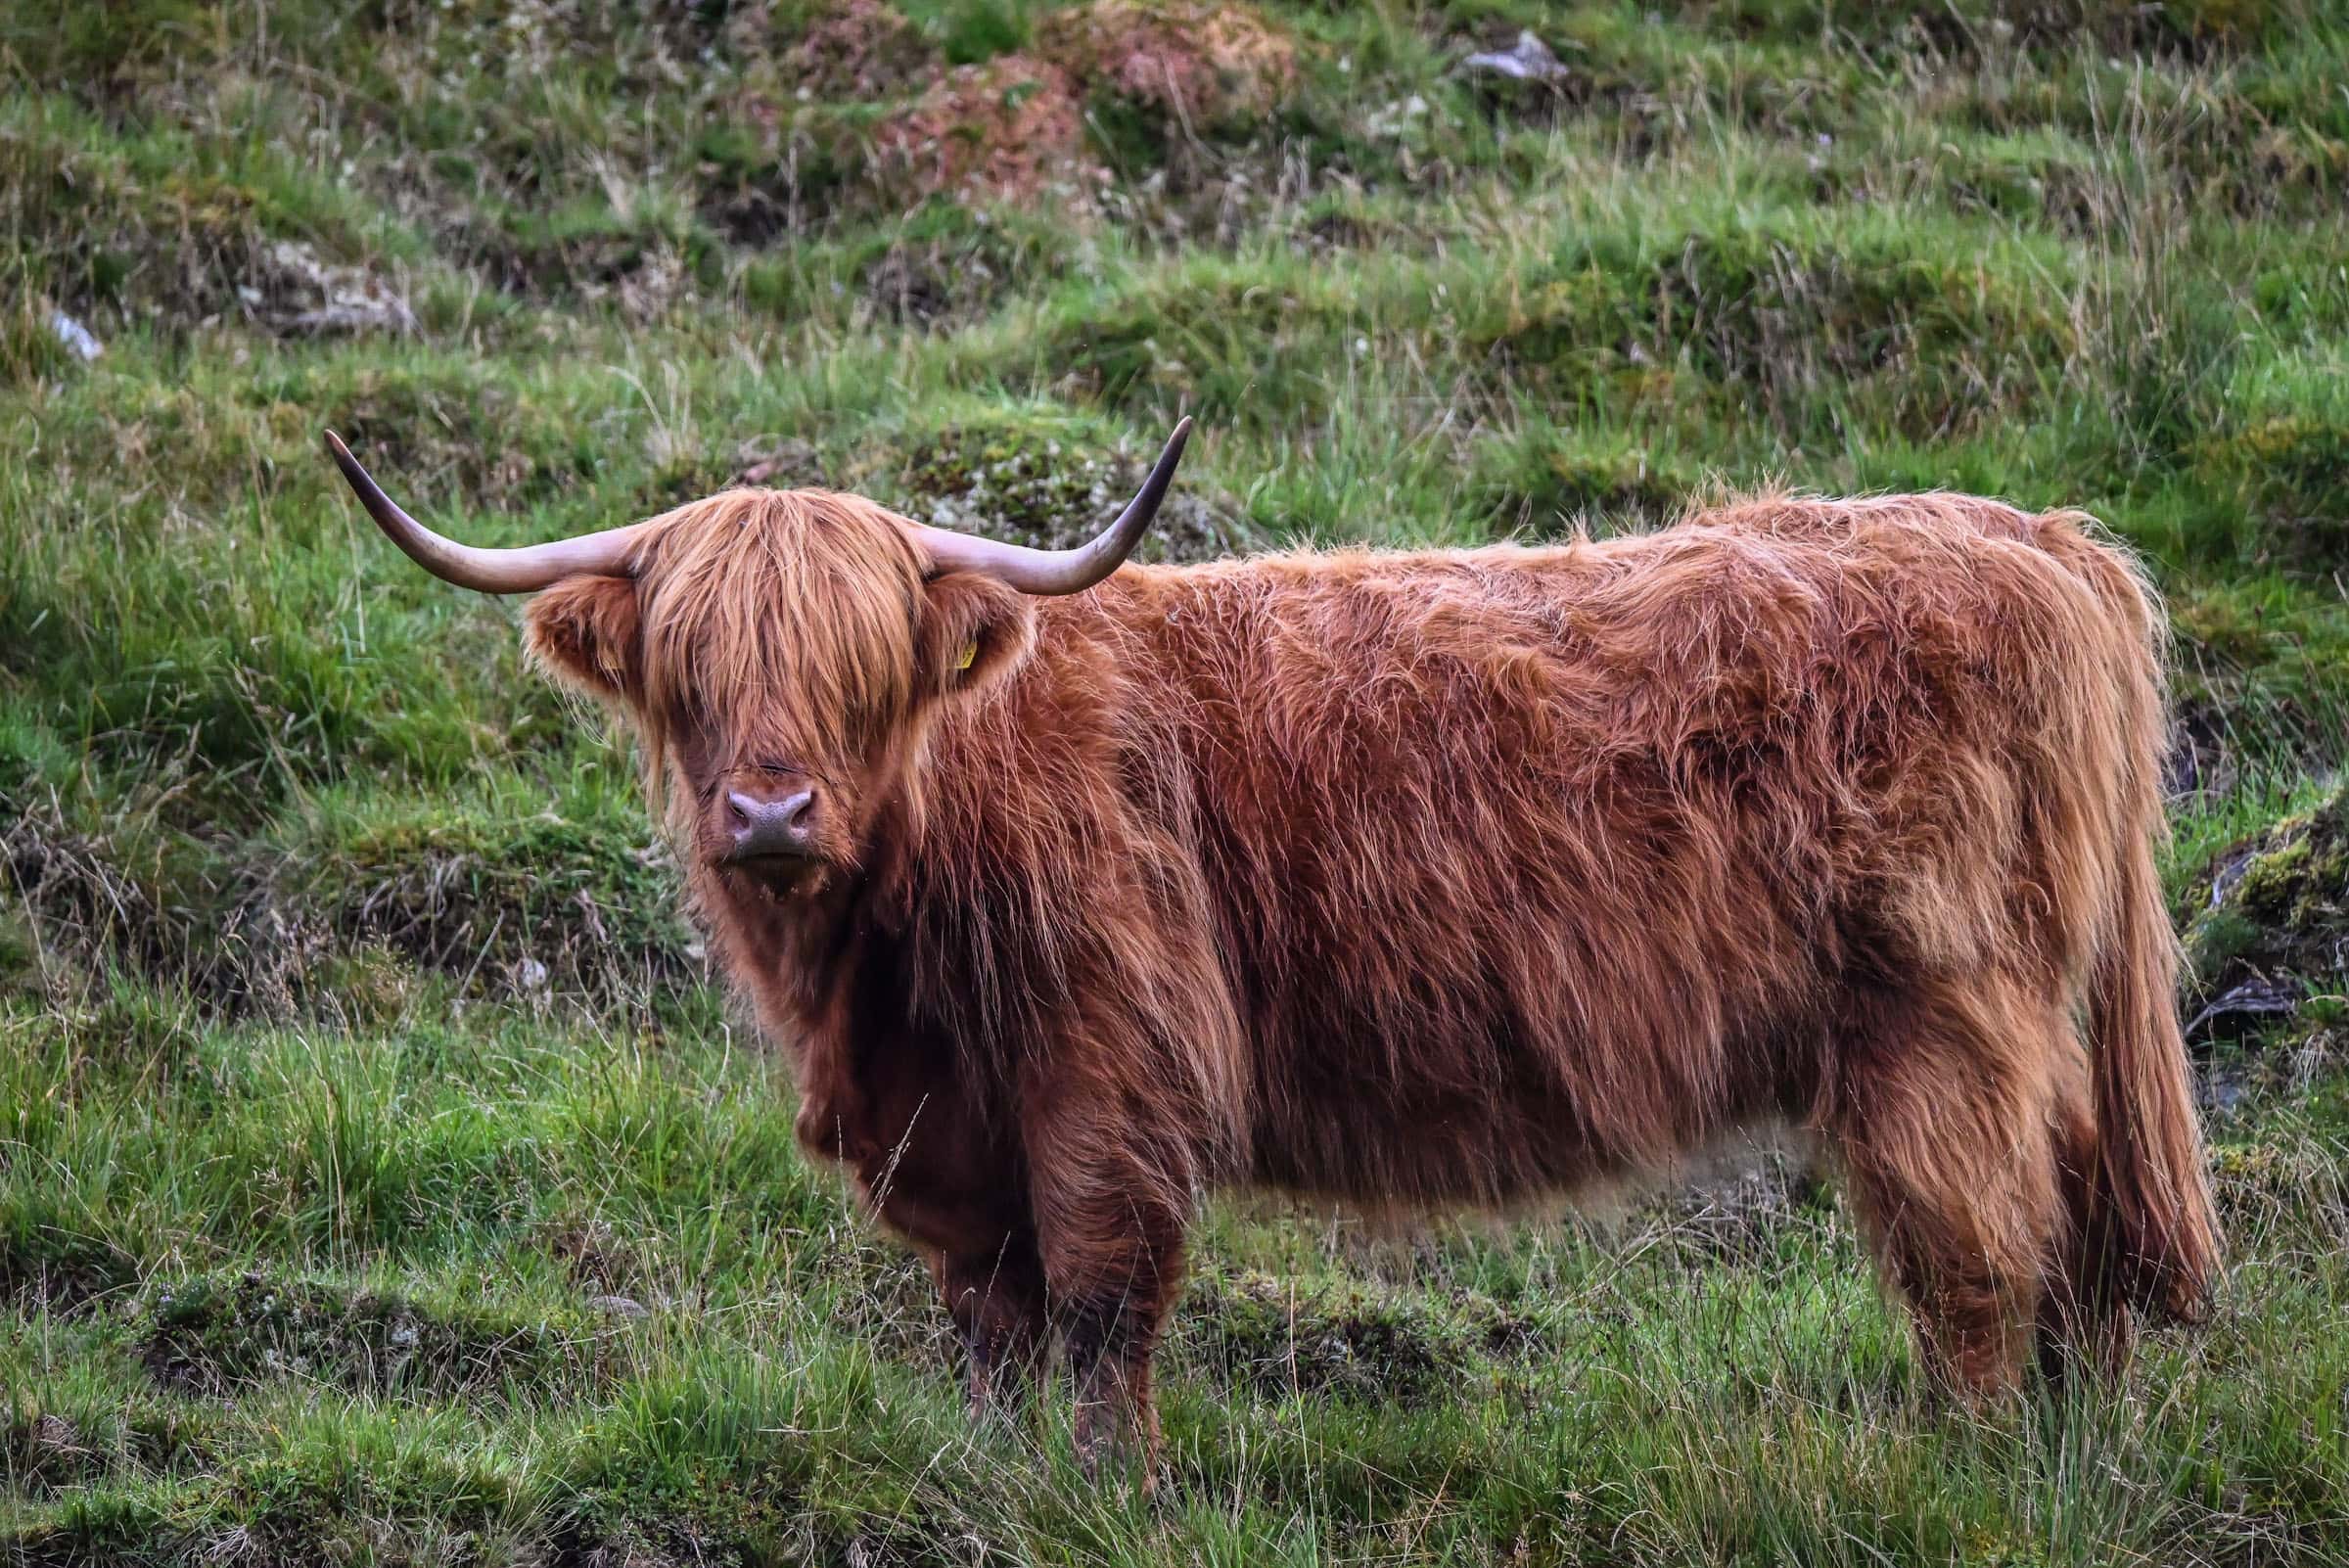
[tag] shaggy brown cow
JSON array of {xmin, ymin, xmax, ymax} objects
[{"xmin": 325, "ymin": 424, "xmax": 2218, "ymax": 1470}]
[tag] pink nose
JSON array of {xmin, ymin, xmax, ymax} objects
[{"xmin": 724, "ymin": 788, "xmax": 816, "ymax": 861}]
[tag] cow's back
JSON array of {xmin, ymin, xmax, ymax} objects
[{"xmin": 934, "ymin": 496, "xmax": 2155, "ymax": 1211}]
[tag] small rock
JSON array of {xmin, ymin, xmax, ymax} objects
[
  {"xmin": 48, "ymin": 312, "xmax": 102, "ymax": 361},
  {"xmin": 732, "ymin": 438, "xmax": 820, "ymax": 488},
  {"xmin": 2186, "ymin": 977, "xmax": 2303, "ymax": 1042},
  {"xmin": 513, "ymin": 957, "xmax": 549, "ymax": 992},
  {"xmin": 2200, "ymin": 1064, "xmax": 2253, "ymax": 1113},
  {"xmin": 587, "ymin": 1294, "xmax": 650, "ymax": 1319},
  {"xmin": 1463, "ymin": 30, "xmax": 1568, "ymax": 83},
  {"xmin": 253, "ymin": 241, "xmax": 416, "ymax": 337}
]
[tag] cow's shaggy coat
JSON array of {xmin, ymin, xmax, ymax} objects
[{"xmin": 520, "ymin": 486, "xmax": 2219, "ymax": 1463}]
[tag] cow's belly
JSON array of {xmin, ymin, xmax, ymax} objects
[
  {"xmin": 1242, "ymin": 1083, "xmax": 1614, "ymax": 1209},
  {"xmin": 1234, "ymin": 1000, "xmax": 1807, "ymax": 1213}
]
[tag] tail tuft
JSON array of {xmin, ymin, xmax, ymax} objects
[{"xmin": 2088, "ymin": 807, "xmax": 2221, "ymax": 1322}]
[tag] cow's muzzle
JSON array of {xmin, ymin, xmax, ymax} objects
[{"xmin": 722, "ymin": 787, "xmax": 818, "ymax": 867}]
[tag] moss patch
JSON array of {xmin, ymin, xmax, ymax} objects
[
  {"xmin": 1471, "ymin": 214, "xmax": 2078, "ymax": 439},
  {"xmin": 1175, "ymin": 1268, "xmax": 1543, "ymax": 1402},
  {"xmin": 3, "ymin": 779, "xmax": 695, "ymax": 1018},
  {"xmin": 881, "ymin": 420, "xmax": 1247, "ymax": 563},
  {"xmin": 140, "ymin": 1274, "xmax": 616, "ymax": 1403},
  {"xmin": 2184, "ymin": 782, "xmax": 2349, "ymax": 1038}
]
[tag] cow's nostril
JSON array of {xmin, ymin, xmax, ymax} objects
[{"xmin": 726, "ymin": 792, "xmax": 754, "ymax": 828}]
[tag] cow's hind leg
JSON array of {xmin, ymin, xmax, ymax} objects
[
  {"xmin": 1829, "ymin": 975, "xmax": 2064, "ymax": 1403},
  {"xmin": 2034, "ymin": 1074, "xmax": 2135, "ymax": 1384}
]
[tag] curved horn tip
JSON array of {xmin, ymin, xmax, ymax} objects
[
  {"xmin": 905, "ymin": 418, "xmax": 1197, "ymax": 594},
  {"xmin": 322, "ymin": 430, "xmax": 365, "ymax": 478},
  {"xmin": 322, "ymin": 430, "xmax": 367, "ymax": 475}
]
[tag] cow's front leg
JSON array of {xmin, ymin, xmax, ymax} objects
[
  {"xmin": 1061, "ymin": 1286, "xmax": 1174, "ymax": 1484},
  {"xmin": 933, "ymin": 1234, "xmax": 1048, "ymax": 1422}
]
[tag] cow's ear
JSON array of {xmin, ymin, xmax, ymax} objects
[
  {"xmin": 524, "ymin": 575, "xmax": 642, "ymax": 704},
  {"xmin": 915, "ymin": 572, "xmax": 1036, "ymax": 702}
]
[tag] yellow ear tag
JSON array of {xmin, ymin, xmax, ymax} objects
[{"xmin": 952, "ymin": 640, "xmax": 978, "ymax": 672}]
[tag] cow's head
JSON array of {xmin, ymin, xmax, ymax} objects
[{"xmin": 324, "ymin": 422, "xmax": 1189, "ymax": 898}]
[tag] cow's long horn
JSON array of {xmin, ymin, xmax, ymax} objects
[
  {"xmin": 914, "ymin": 418, "xmax": 1192, "ymax": 595},
  {"xmin": 323, "ymin": 431, "xmax": 650, "ymax": 593}
]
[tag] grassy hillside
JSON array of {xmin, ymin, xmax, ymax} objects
[{"xmin": 3, "ymin": 1, "xmax": 2346, "ymax": 1562}]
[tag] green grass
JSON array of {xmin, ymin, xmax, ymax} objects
[{"xmin": 4, "ymin": 1, "xmax": 2347, "ymax": 1562}]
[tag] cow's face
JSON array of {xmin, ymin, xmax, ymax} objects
[
  {"xmin": 523, "ymin": 489, "xmax": 1036, "ymax": 896},
  {"xmin": 321, "ymin": 420, "xmax": 1187, "ymax": 898}
]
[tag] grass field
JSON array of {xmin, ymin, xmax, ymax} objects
[{"xmin": 4, "ymin": 1, "xmax": 2348, "ymax": 1562}]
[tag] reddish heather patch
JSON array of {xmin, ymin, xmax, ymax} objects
[
  {"xmin": 866, "ymin": 0, "xmax": 1297, "ymax": 208},
  {"xmin": 781, "ymin": 0, "xmax": 936, "ymax": 99},
  {"xmin": 1038, "ymin": 0, "xmax": 1297, "ymax": 132},
  {"xmin": 872, "ymin": 57, "xmax": 1105, "ymax": 206}
]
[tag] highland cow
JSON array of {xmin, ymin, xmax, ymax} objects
[{"xmin": 326, "ymin": 423, "xmax": 2218, "ymax": 1471}]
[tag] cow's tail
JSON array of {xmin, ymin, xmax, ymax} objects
[
  {"xmin": 2064, "ymin": 515, "xmax": 2220, "ymax": 1323},
  {"xmin": 2087, "ymin": 837, "xmax": 2220, "ymax": 1321}
]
